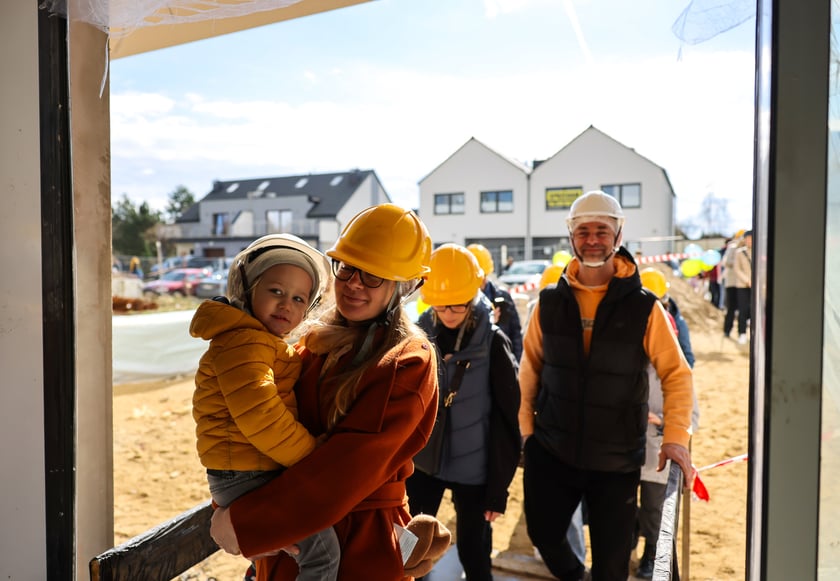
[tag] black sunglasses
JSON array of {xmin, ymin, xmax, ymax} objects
[
  {"xmin": 431, "ymin": 303, "xmax": 470, "ymax": 314},
  {"xmin": 331, "ymin": 260, "xmax": 386, "ymax": 288}
]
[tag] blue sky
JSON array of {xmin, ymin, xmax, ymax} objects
[{"xmin": 109, "ymin": 0, "xmax": 756, "ymax": 233}]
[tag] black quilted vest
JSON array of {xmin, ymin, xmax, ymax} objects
[{"xmin": 534, "ymin": 250, "xmax": 656, "ymax": 472}]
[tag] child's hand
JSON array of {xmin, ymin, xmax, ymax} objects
[{"xmin": 648, "ymin": 412, "xmax": 663, "ymax": 426}]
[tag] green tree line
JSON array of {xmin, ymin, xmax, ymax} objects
[{"xmin": 112, "ymin": 185, "xmax": 195, "ymax": 257}]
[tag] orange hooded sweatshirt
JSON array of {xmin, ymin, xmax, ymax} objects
[{"xmin": 519, "ymin": 254, "xmax": 694, "ymax": 449}]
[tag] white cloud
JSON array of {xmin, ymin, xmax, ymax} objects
[
  {"xmin": 483, "ymin": 0, "xmax": 535, "ymax": 19},
  {"xmin": 110, "ymin": 46, "xmax": 755, "ymax": 232}
]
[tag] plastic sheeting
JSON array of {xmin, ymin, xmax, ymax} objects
[
  {"xmin": 41, "ymin": 0, "xmax": 304, "ymax": 38},
  {"xmin": 112, "ymin": 310, "xmax": 206, "ymax": 384}
]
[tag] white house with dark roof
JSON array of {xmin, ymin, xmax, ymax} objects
[
  {"xmin": 529, "ymin": 126, "xmax": 676, "ymax": 259},
  {"xmin": 174, "ymin": 169, "xmax": 390, "ymax": 257},
  {"xmin": 419, "ymin": 126, "xmax": 678, "ymax": 270}
]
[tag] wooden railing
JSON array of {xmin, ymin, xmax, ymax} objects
[
  {"xmin": 652, "ymin": 462, "xmax": 686, "ymax": 580},
  {"xmin": 89, "ymin": 501, "xmax": 217, "ymax": 581}
]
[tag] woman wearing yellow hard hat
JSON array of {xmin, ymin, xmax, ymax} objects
[
  {"xmin": 210, "ymin": 203, "xmax": 451, "ymax": 580},
  {"xmin": 466, "ymin": 243, "xmax": 524, "ymax": 360},
  {"xmin": 408, "ymin": 243, "xmax": 521, "ymax": 581}
]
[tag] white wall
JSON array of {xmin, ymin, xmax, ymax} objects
[
  {"xmin": 0, "ymin": 2, "xmax": 47, "ymax": 578},
  {"xmin": 419, "ymin": 139, "xmax": 529, "ymax": 245},
  {"xmin": 418, "ymin": 130, "xmax": 677, "ymax": 257},
  {"xmin": 531, "ymin": 128, "xmax": 675, "ymax": 255},
  {"xmin": 71, "ymin": 17, "xmax": 116, "ymax": 581}
]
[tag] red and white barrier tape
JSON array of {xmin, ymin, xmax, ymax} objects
[
  {"xmin": 508, "ymin": 251, "xmax": 695, "ymax": 293},
  {"xmin": 637, "ymin": 252, "xmax": 689, "ymax": 264},
  {"xmin": 697, "ymin": 453, "xmax": 748, "ymax": 473},
  {"xmin": 509, "ymin": 281, "xmax": 539, "ymax": 294},
  {"xmin": 691, "ymin": 453, "xmax": 748, "ymax": 502}
]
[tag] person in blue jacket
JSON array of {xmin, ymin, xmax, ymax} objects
[
  {"xmin": 467, "ymin": 243, "xmax": 523, "ymax": 361},
  {"xmin": 408, "ymin": 243, "xmax": 521, "ymax": 581}
]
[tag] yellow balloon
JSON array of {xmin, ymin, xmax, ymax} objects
[
  {"xmin": 416, "ymin": 297, "xmax": 431, "ymax": 314},
  {"xmin": 680, "ymin": 259, "xmax": 703, "ymax": 278},
  {"xmin": 553, "ymin": 250, "xmax": 572, "ymax": 267}
]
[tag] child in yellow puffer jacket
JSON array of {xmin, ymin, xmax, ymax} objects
[{"xmin": 190, "ymin": 233, "xmax": 338, "ymax": 581}]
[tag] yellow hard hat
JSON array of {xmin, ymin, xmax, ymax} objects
[
  {"xmin": 421, "ymin": 244, "xmax": 483, "ymax": 306},
  {"xmin": 539, "ymin": 264, "xmax": 564, "ymax": 289},
  {"xmin": 552, "ymin": 250, "xmax": 572, "ymax": 267},
  {"xmin": 640, "ymin": 267, "xmax": 669, "ymax": 299},
  {"xmin": 327, "ymin": 203, "xmax": 432, "ymax": 281},
  {"xmin": 466, "ymin": 243, "xmax": 494, "ymax": 277}
]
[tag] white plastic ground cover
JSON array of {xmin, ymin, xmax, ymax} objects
[
  {"xmin": 112, "ymin": 309, "xmax": 206, "ymax": 384},
  {"xmin": 42, "ymin": 0, "xmax": 304, "ymax": 37},
  {"xmin": 110, "ymin": 301, "xmax": 423, "ymax": 385}
]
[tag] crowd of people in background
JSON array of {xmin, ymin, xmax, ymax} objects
[
  {"xmin": 722, "ymin": 230, "xmax": 753, "ymax": 345},
  {"xmin": 192, "ymin": 195, "xmax": 757, "ymax": 581}
]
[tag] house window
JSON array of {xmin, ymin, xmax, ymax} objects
[
  {"xmin": 480, "ymin": 190, "xmax": 513, "ymax": 213},
  {"xmin": 212, "ymin": 213, "xmax": 229, "ymax": 235},
  {"xmin": 266, "ymin": 209, "xmax": 292, "ymax": 234},
  {"xmin": 434, "ymin": 193, "xmax": 465, "ymax": 215},
  {"xmin": 601, "ymin": 183, "xmax": 641, "ymax": 208},
  {"xmin": 545, "ymin": 187, "xmax": 583, "ymax": 210}
]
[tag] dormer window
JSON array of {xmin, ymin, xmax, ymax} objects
[
  {"xmin": 295, "ymin": 178, "xmax": 308, "ymax": 188},
  {"xmin": 226, "ymin": 183, "xmax": 239, "ymax": 193},
  {"xmin": 330, "ymin": 176, "xmax": 343, "ymax": 186},
  {"xmin": 257, "ymin": 181, "xmax": 270, "ymax": 191}
]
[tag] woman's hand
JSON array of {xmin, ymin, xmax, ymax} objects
[
  {"xmin": 209, "ymin": 506, "xmax": 300, "ymax": 559},
  {"xmin": 210, "ymin": 506, "xmax": 241, "ymax": 556}
]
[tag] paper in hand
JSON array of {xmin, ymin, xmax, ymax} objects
[{"xmin": 394, "ymin": 523, "xmax": 419, "ymax": 565}]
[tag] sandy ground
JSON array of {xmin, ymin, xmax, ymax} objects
[{"xmin": 112, "ymin": 268, "xmax": 750, "ymax": 580}]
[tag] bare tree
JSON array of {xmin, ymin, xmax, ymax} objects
[{"xmin": 698, "ymin": 192, "xmax": 731, "ymax": 237}]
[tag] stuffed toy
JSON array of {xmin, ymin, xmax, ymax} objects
[{"xmin": 403, "ymin": 514, "xmax": 452, "ymax": 577}]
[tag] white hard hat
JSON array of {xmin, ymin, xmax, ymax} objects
[
  {"xmin": 566, "ymin": 190, "xmax": 625, "ymax": 233},
  {"xmin": 228, "ymin": 233, "xmax": 330, "ymax": 312}
]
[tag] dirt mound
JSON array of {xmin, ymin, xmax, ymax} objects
[{"xmin": 649, "ymin": 263, "xmax": 724, "ymax": 335}]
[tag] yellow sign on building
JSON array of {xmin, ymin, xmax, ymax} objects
[{"xmin": 545, "ymin": 187, "xmax": 583, "ymax": 209}]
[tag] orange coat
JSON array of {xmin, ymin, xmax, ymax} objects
[
  {"xmin": 191, "ymin": 299, "xmax": 316, "ymax": 470},
  {"xmin": 229, "ymin": 333, "xmax": 439, "ymax": 581}
]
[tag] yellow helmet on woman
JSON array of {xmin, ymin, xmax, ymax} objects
[
  {"xmin": 539, "ymin": 264, "xmax": 564, "ymax": 289},
  {"xmin": 421, "ymin": 244, "xmax": 483, "ymax": 306},
  {"xmin": 327, "ymin": 203, "xmax": 432, "ymax": 281},
  {"xmin": 466, "ymin": 243, "xmax": 493, "ymax": 278},
  {"xmin": 640, "ymin": 267, "xmax": 669, "ymax": 299}
]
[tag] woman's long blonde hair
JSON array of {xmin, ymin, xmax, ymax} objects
[{"xmin": 304, "ymin": 280, "xmax": 426, "ymax": 430}]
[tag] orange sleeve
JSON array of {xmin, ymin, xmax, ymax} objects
[{"xmin": 518, "ymin": 301, "xmax": 544, "ymax": 437}]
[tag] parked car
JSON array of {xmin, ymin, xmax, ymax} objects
[
  {"xmin": 498, "ymin": 259, "xmax": 551, "ymax": 287},
  {"xmin": 142, "ymin": 268, "xmax": 209, "ymax": 297},
  {"xmin": 194, "ymin": 268, "xmax": 230, "ymax": 299},
  {"xmin": 187, "ymin": 256, "xmax": 232, "ymax": 271},
  {"xmin": 149, "ymin": 256, "xmax": 189, "ymax": 277}
]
